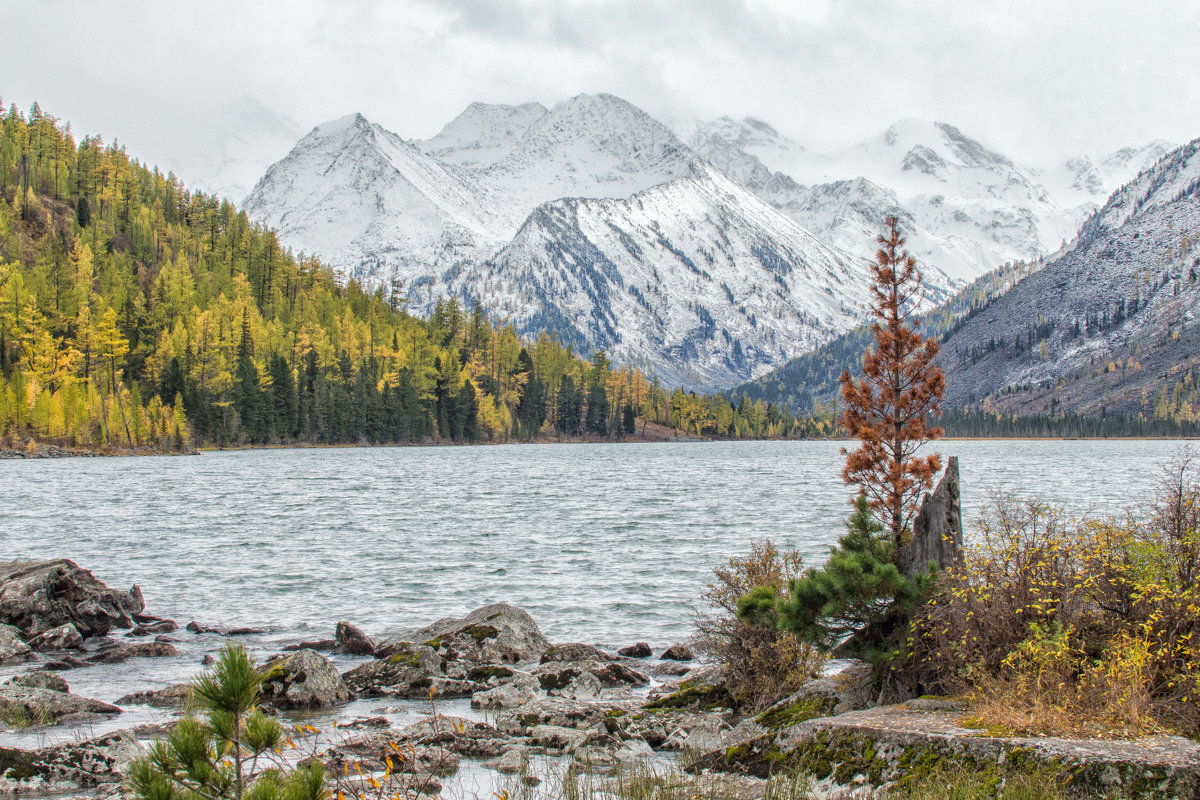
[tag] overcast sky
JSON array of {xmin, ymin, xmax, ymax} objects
[{"xmin": 5, "ymin": 0, "xmax": 1199, "ymax": 177}]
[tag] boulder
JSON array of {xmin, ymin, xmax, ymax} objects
[
  {"xmin": 527, "ymin": 724, "xmax": 591, "ymax": 752},
  {"xmin": 530, "ymin": 659, "xmax": 648, "ymax": 700},
  {"xmin": 737, "ymin": 703, "xmax": 1200, "ymax": 795},
  {"xmin": 87, "ymin": 641, "xmax": 178, "ymax": 664},
  {"xmin": 397, "ymin": 715, "xmax": 514, "ymax": 758},
  {"xmin": 335, "ymin": 621, "xmax": 376, "ymax": 656},
  {"xmin": 540, "ymin": 642, "xmax": 612, "ymax": 663},
  {"xmin": 403, "ymin": 603, "xmax": 550, "ymax": 664},
  {"xmin": 495, "ymin": 696, "xmax": 635, "ymax": 737},
  {"xmin": 261, "ymin": 648, "xmax": 352, "ymax": 709},
  {"xmin": 0, "ymin": 560, "xmax": 142, "ymax": 639},
  {"xmin": 115, "ymin": 683, "xmax": 191, "ymax": 708},
  {"xmin": 28, "ymin": 623, "xmax": 84, "ymax": 651},
  {"xmin": 572, "ymin": 737, "xmax": 654, "ymax": 770},
  {"xmin": 755, "ymin": 660, "xmax": 874, "ymax": 726},
  {"xmin": 0, "ymin": 729, "xmax": 141, "ymax": 795},
  {"xmin": 471, "ymin": 671, "xmax": 541, "ymax": 710},
  {"xmin": 628, "ymin": 708, "xmax": 728, "ymax": 749},
  {"xmin": 0, "ymin": 685, "xmax": 121, "ymax": 725},
  {"xmin": 282, "ymin": 639, "xmax": 336, "ymax": 652},
  {"xmin": 0, "ymin": 625, "xmax": 31, "ymax": 665},
  {"xmin": 617, "ymin": 641, "xmax": 652, "ymax": 658},
  {"xmin": 5, "ymin": 672, "xmax": 69, "ymax": 693},
  {"xmin": 660, "ymin": 643, "xmax": 695, "ymax": 661},
  {"xmin": 130, "ymin": 619, "xmax": 177, "ymax": 636},
  {"xmin": 483, "ymin": 746, "xmax": 530, "ymax": 774},
  {"xmin": 324, "ymin": 730, "xmax": 460, "ymax": 778},
  {"xmin": 342, "ymin": 643, "xmax": 444, "ymax": 698}
]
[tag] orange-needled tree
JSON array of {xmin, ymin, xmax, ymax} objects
[{"xmin": 840, "ymin": 216, "xmax": 945, "ymax": 543}]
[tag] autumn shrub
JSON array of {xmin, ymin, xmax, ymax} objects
[
  {"xmin": 693, "ymin": 539, "xmax": 825, "ymax": 712},
  {"xmin": 908, "ymin": 450, "xmax": 1200, "ymax": 738}
]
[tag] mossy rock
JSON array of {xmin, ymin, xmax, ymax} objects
[
  {"xmin": 467, "ymin": 665, "xmax": 514, "ymax": 681},
  {"xmin": 644, "ymin": 678, "xmax": 732, "ymax": 712},
  {"xmin": 755, "ymin": 695, "xmax": 835, "ymax": 731},
  {"xmin": 460, "ymin": 624, "xmax": 499, "ymax": 642}
]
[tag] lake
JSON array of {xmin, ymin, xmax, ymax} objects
[{"xmin": 1, "ymin": 439, "xmax": 1186, "ymax": 649}]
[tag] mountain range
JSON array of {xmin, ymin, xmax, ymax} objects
[
  {"xmin": 233, "ymin": 93, "xmax": 1169, "ymax": 391},
  {"xmin": 732, "ymin": 137, "xmax": 1200, "ymax": 424}
]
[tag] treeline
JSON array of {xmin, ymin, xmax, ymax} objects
[
  {"xmin": 940, "ymin": 409, "xmax": 1200, "ymax": 438},
  {"xmin": 0, "ymin": 100, "xmax": 831, "ymax": 451}
]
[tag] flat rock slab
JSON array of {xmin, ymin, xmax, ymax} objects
[{"xmin": 711, "ymin": 704, "xmax": 1200, "ymax": 796}]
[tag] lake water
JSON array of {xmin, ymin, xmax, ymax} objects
[
  {"xmin": 0, "ymin": 439, "xmax": 1185, "ymax": 649},
  {"xmin": 0, "ymin": 438, "xmax": 1190, "ymax": 776}
]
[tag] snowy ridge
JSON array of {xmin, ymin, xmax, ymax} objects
[
  {"xmin": 1078, "ymin": 137, "xmax": 1200, "ymax": 240},
  {"xmin": 453, "ymin": 163, "xmax": 874, "ymax": 389},
  {"xmin": 687, "ymin": 116, "xmax": 1172, "ymax": 285},
  {"xmin": 244, "ymin": 93, "xmax": 1176, "ymax": 392}
]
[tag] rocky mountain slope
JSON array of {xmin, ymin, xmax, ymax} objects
[
  {"xmin": 936, "ymin": 138, "xmax": 1200, "ymax": 417},
  {"xmin": 245, "ymin": 95, "xmax": 897, "ymax": 389},
  {"xmin": 733, "ymin": 138, "xmax": 1200, "ymax": 420},
  {"xmin": 243, "ymin": 93, "xmax": 1169, "ymax": 392},
  {"xmin": 687, "ymin": 116, "xmax": 1169, "ymax": 285}
]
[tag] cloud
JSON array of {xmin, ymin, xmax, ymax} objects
[{"xmin": 4, "ymin": 0, "xmax": 1198, "ymax": 177}]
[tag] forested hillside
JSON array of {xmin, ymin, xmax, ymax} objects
[{"xmin": 0, "ymin": 101, "xmax": 826, "ymax": 451}]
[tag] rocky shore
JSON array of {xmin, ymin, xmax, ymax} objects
[{"xmin": 2, "ymin": 559, "xmax": 1199, "ymax": 799}]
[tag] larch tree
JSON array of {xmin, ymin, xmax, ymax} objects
[{"xmin": 840, "ymin": 215, "xmax": 945, "ymax": 543}]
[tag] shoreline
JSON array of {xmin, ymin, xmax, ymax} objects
[{"xmin": 3, "ymin": 434, "xmax": 1198, "ymax": 461}]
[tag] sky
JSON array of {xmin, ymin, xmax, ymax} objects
[{"xmin": 4, "ymin": 0, "xmax": 1199, "ymax": 195}]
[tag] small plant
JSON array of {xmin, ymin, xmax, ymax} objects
[
  {"xmin": 693, "ymin": 539, "xmax": 825, "ymax": 711},
  {"xmin": 125, "ymin": 643, "xmax": 326, "ymax": 800}
]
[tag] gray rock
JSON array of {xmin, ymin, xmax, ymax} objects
[
  {"xmin": 87, "ymin": 640, "xmax": 177, "ymax": 664},
  {"xmin": 130, "ymin": 619, "xmax": 177, "ymax": 636},
  {"xmin": 28, "ymin": 623, "xmax": 83, "ymax": 651},
  {"xmin": 341, "ymin": 643, "xmax": 446, "ymax": 698},
  {"xmin": 484, "ymin": 746, "xmax": 530, "ymax": 774},
  {"xmin": 495, "ymin": 696, "xmax": 635, "ymax": 736},
  {"xmin": 0, "ymin": 560, "xmax": 142, "ymax": 638},
  {"xmin": 0, "ymin": 685, "xmax": 121, "ymax": 725},
  {"xmin": 573, "ymin": 737, "xmax": 654, "ymax": 770},
  {"xmin": 540, "ymin": 642, "xmax": 612, "ymax": 663},
  {"xmin": 0, "ymin": 623, "xmax": 31, "ymax": 664},
  {"xmin": 527, "ymin": 724, "xmax": 591, "ymax": 752},
  {"xmin": 261, "ymin": 648, "xmax": 352, "ymax": 709},
  {"xmin": 660, "ymin": 643, "xmax": 695, "ymax": 661},
  {"xmin": 531, "ymin": 663, "xmax": 602, "ymax": 700},
  {"xmin": 0, "ymin": 729, "xmax": 141, "ymax": 795},
  {"xmin": 766, "ymin": 660, "xmax": 874, "ymax": 720},
  {"xmin": 402, "ymin": 603, "xmax": 551, "ymax": 664},
  {"xmin": 628, "ymin": 709, "xmax": 728, "ymax": 749},
  {"xmin": 769, "ymin": 704, "xmax": 1200, "ymax": 795},
  {"xmin": 617, "ymin": 641, "xmax": 652, "ymax": 658},
  {"xmin": 661, "ymin": 715, "xmax": 730, "ymax": 752},
  {"xmin": 325, "ymin": 730, "xmax": 461, "ymax": 778},
  {"xmin": 471, "ymin": 671, "xmax": 540, "ymax": 709},
  {"xmin": 115, "ymin": 683, "xmax": 191, "ymax": 708},
  {"xmin": 398, "ymin": 715, "xmax": 514, "ymax": 758},
  {"xmin": 5, "ymin": 672, "xmax": 69, "ymax": 693},
  {"xmin": 335, "ymin": 621, "xmax": 376, "ymax": 655}
]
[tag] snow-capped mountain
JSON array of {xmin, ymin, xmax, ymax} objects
[
  {"xmin": 451, "ymin": 162, "xmax": 872, "ymax": 389},
  {"xmin": 243, "ymin": 93, "xmax": 1172, "ymax": 391},
  {"xmin": 934, "ymin": 137, "xmax": 1200, "ymax": 416},
  {"xmin": 245, "ymin": 94, "xmax": 885, "ymax": 389},
  {"xmin": 686, "ymin": 116, "xmax": 1171, "ymax": 285},
  {"xmin": 243, "ymin": 113, "xmax": 507, "ymax": 283}
]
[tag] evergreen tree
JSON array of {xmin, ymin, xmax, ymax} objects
[
  {"xmin": 840, "ymin": 216, "xmax": 945, "ymax": 541},
  {"xmin": 125, "ymin": 644, "xmax": 325, "ymax": 800}
]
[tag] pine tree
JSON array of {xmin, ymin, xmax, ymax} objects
[
  {"xmin": 125, "ymin": 644, "xmax": 325, "ymax": 800},
  {"xmin": 840, "ymin": 216, "xmax": 945, "ymax": 541}
]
